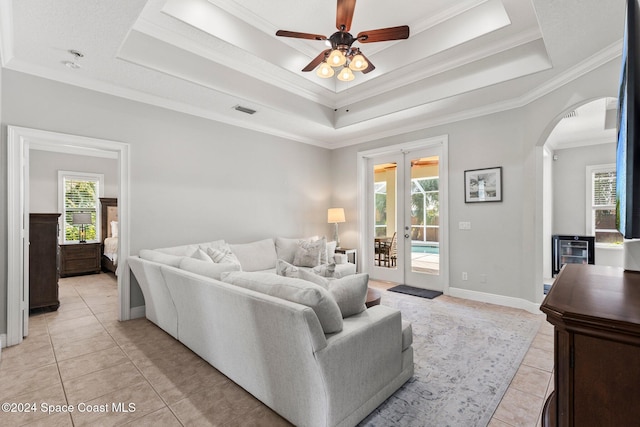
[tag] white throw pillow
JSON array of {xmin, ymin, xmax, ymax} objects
[
  {"xmin": 296, "ymin": 271, "xmax": 369, "ymax": 318},
  {"xmin": 179, "ymin": 257, "xmax": 241, "ymax": 280},
  {"xmin": 206, "ymin": 247, "xmax": 241, "ymax": 265},
  {"xmin": 275, "ymin": 237, "xmax": 303, "ymax": 264},
  {"xmin": 191, "ymin": 248, "xmax": 213, "ymax": 262},
  {"xmin": 276, "ymin": 259, "xmax": 301, "ymax": 277},
  {"xmin": 293, "ymin": 239, "xmax": 323, "ymax": 267},
  {"xmin": 221, "ymin": 271, "xmax": 343, "ymax": 333},
  {"xmin": 312, "ymin": 263, "xmax": 336, "ymax": 277}
]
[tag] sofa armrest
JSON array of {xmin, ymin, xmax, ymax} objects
[{"xmin": 315, "ymin": 305, "xmax": 405, "ymax": 425}]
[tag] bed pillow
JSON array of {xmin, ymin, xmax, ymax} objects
[
  {"xmin": 179, "ymin": 257, "xmax": 241, "ymax": 280},
  {"xmin": 138, "ymin": 250, "xmax": 183, "ymax": 267},
  {"xmin": 220, "ymin": 271, "xmax": 343, "ymax": 333},
  {"xmin": 110, "ymin": 221, "xmax": 118, "ymax": 238}
]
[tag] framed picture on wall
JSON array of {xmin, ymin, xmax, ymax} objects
[{"xmin": 464, "ymin": 167, "xmax": 502, "ymax": 203}]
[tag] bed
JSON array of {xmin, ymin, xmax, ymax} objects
[{"xmin": 100, "ymin": 197, "xmax": 118, "ymax": 274}]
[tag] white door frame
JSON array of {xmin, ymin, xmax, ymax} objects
[
  {"xmin": 357, "ymin": 135, "xmax": 449, "ymax": 292},
  {"xmin": 6, "ymin": 126, "xmax": 131, "ymax": 347}
]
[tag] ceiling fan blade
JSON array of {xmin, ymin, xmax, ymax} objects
[
  {"xmin": 359, "ymin": 52, "xmax": 375, "ymax": 74},
  {"xmin": 336, "ymin": 0, "xmax": 357, "ymax": 31},
  {"xmin": 302, "ymin": 49, "xmax": 331, "ymax": 72},
  {"xmin": 276, "ymin": 30, "xmax": 327, "ymax": 41},
  {"xmin": 357, "ymin": 25, "xmax": 410, "ymax": 43}
]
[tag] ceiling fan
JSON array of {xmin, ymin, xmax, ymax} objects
[{"xmin": 275, "ymin": 0, "xmax": 409, "ymax": 81}]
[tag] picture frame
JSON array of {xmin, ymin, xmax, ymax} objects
[{"xmin": 464, "ymin": 167, "xmax": 502, "ymax": 203}]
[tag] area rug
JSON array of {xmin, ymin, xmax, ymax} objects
[
  {"xmin": 388, "ymin": 284, "xmax": 443, "ymax": 299},
  {"xmin": 358, "ymin": 289, "xmax": 542, "ymax": 427}
]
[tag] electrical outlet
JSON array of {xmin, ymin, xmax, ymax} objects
[
  {"xmin": 462, "ymin": 272, "xmax": 468, "ymax": 281},
  {"xmin": 459, "ymin": 221, "xmax": 471, "ymax": 230}
]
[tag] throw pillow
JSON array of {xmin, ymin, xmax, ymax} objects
[
  {"xmin": 206, "ymin": 247, "xmax": 241, "ymax": 265},
  {"xmin": 326, "ymin": 240, "xmax": 337, "ymax": 263},
  {"xmin": 312, "ymin": 263, "xmax": 336, "ymax": 277},
  {"xmin": 296, "ymin": 272, "xmax": 369, "ymax": 318},
  {"xmin": 293, "ymin": 239, "xmax": 323, "ymax": 267},
  {"xmin": 191, "ymin": 248, "xmax": 213, "ymax": 262},
  {"xmin": 179, "ymin": 257, "xmax": 241, "ymax": 280},
  {"xmin": 110, "ymin": 221, "xmax": 119, "ymax": 238},
  {"xmin": 220, "ymin": 271, "xmax": 343, "ymax": 333},
  {"xmin": 276, "ymin": 259, "xmax": 301, "ymax": 277}
]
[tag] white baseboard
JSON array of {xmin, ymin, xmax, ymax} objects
[
  {"xmin": 130, "ymin": 305, "xmax": 146, "ymax": 319},
  {"xmin": 448, "ymin": 287, "xmax": 541, "ymax": 315}
]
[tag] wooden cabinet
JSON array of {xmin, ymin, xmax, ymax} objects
[
  {"xmin": 540, "ymin": 264, "xmax": 640, "ymax": 427},
  {"xmin": 60, "ymin": 243, "xmax": 101, "ymax": 277},
  {"xmin": 29, "ymin": 213, "xmax": 60, "ymax": 311}
]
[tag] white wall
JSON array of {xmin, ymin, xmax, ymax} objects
[
  {"xmin": 332, "ymin": 59, "xmax": 622, "ymax": 307},
  {"xmin": 1, "ymin": 69, "xmax": 332, "ymax": 318},
  {"xmin": 551, "ymin": 142, "xmax": 623, "ymax": 268},
  {"xmin": 29, "ymin": 151, "xmax": 118, "ymax": 213}
]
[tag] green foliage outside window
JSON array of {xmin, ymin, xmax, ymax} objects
[{"xmin": 64, "ymin": 179, "xmax": 98, "ymax": 242}]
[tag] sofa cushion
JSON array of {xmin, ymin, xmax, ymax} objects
[
  {"xmin": 275, "ymin": 237, "xmax": 303, "ymax": 264},
  {"xmin": 179, "ymin": 257, "xmax": 241, "ymax": 280},
  {"xmin": 229, "ymin": 239, "xmax": 277, "ymax": 272},
  {"xmin": 220, "ymin": 271, "xmax": 343, "ymax": 333},
  {"xmin": 156, "ymin": 240, "xmax": 227, "ymax": 257},
  {"xmin": 293, "ymin": 238, "xmax": 324, "ymax": 267},
  {"xmin": 139, "ymin": 249, "xmax": 183, "ymax": 267}
]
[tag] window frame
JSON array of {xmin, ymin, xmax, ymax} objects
[
  {"xmin": 58, "ymin": 171, "xmax": 105, "ymax": 244},
  {"xmin": 585, "ymin": 163, "xmax": 623, "ymax": 247}
]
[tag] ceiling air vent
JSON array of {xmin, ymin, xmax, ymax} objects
[
  {"xmin": 563, "ymin": 110, "xmax": 577, "ymax": 119},
  {"xmin": 233, "ymin": 105, "xmax": 257, "ymax": 115}
]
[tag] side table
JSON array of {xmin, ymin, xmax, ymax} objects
[{"xmin": 335, "ymin": 247, "xmax": 357, "ymax": 270}]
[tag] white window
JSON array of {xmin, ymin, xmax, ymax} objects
[
  {"xmin": 586, "ymin": 164, "xmax": 623, "ymax": 245},
  {"xmin": 58, "ymin": 171, "xmax": 104, "ymax": 243}
]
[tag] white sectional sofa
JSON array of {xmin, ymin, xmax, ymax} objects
[{"xmin": 128, "ymin": 237, "xmax": 414, "ymax": 427}]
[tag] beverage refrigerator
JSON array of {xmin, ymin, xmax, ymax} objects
[{"xmin": 552, "ymin": 235, "xmax": 595, "ymax": 276}]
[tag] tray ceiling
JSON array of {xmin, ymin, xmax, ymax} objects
[{"xmin": 0, "ymin": 0, "xmax": 625, "ymax": 148}]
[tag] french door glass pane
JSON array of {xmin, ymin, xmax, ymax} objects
[
  {"xmin": 410, "ymin": 156, "xmax": 439, "ymax": 275},
  {"xmin": 374, "ymin": 162, "xmax": 397, "ymax": 269}
]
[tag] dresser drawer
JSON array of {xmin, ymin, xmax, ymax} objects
[{"xmin": 60, "ymin": 243, "xmax": 101, "ymax": 277}]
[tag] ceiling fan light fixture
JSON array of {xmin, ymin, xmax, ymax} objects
[
  {"xmin": 328, "ymin": 49, "xmax": 346, "ymax": 67},
  {"xmin": 337, "ymin": 67, "xmax": 355, "ymax": 82},
  {"xmin": 316, "ymin": 62, "xmax": 335, "ymax": 78},
  {"xmin": 349, "ymin": 54, "xmax": 368, "ymax": 71}
]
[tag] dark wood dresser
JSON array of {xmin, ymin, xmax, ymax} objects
[
  {"xmin": 540, "ymin": 264, "xmax": 640, "ymax": 427},
  {"xmin": 29, "ymin": 213, "xmax": 61, "ymax": 311},
  {"xmin": 60, "ymin": 242, "xmax": 101, "ymax": 277}
]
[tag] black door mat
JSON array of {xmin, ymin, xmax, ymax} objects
[{"xmin": 388, "ymin": 284, "xmax": 443, "ymax": 299}]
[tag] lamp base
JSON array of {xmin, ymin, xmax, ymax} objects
[{"xmin": 333, "ymin": 223, "xmax": 340, "ymax": 248}]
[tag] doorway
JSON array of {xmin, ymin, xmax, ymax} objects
[
  {"xmin": 359, "ymin": 137, "xmax": 449, "ymax": 292},
  {"xmin": 6, "ymin": 126, "xmax": 131, "ymax": 347}
]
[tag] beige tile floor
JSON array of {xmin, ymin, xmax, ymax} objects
[{"xmin": 0, "ymin": 274, "xmax": 553, "ymax": 427}]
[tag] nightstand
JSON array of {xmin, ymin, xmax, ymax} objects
[
  {"xmin": 60, "ymin": 242, "xmax": 101, "ymax": 277},
  {"xmin": 335, "ymin": 248, "xmax": 357, "ymax": 270}
]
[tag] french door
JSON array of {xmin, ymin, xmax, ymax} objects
[{"xmin": 364, "ymin": 143, "xmax": 448, "ymax": 291}]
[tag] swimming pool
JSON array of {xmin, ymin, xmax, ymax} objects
[{"xmin": 411, "ymin": 244, "xmax": 439, "ymax": 254}]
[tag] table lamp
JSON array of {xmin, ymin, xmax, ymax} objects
[{"xmin": 327, "ymin": 208, "xmax": 346, "ymax": 248}]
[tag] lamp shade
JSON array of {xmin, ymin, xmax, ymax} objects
[
  {"xmin": 72, "ymin": 213, "xmax": 92, "ymax": 225},
  {"xmin": 327, "ymin": 208, "xmax": 345, "ymax": 223}
]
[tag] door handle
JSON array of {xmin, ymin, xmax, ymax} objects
[{"xmin": 404, "ymin": 234, "xmax": 410, "ymax": 238}]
